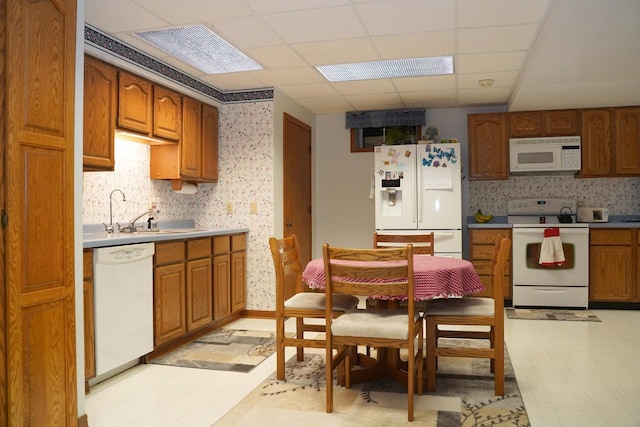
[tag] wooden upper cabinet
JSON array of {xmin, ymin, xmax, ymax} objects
[
  {"xmin": 468, "ymin": 113, "xmax": 509, "ymax": 180},
  {"xmin": 509, "ymin": 110, "xmax": 579, "ymax": 137},
  {"xmin": 545, "ymin": 110, "xmax": 579, "ymax": 135},
  {"xmin": 614, "ymin": 107, "xmax": 640, "ymax": 175},
  {"xmin": 181, "ymin": 96, "xmax": 203, "ymax": 179},
  {"xmin": 509, "ymin": 111, "xmax": 543, "ymax": 137},
  {"xmin": 201, "ymin": 103, "xmax": 219, "ymax": 182},
  {"xmin": 83, "ymin": 55, "xmax": 117, "ymax": 171},
  {"xmin": 580, "ymin": 109, "xmax": 612, "ymax": 177},
  {"xmin": 118, "ymin": 71, "xmax": 153, "ymax": 134},
  {"xmin": 153, "ymin": 85, "xmax": 182, "ymax": 141}
]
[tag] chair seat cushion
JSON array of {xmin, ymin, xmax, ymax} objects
[
  {"xmin": 424, "ymin": 297, "xmax": 495, "ymax": 317},
  {"xmin": 284, "ymin": 293, "xmax": 359, "ymax": 312},
  {"xmin": 331, "ymin": 309, "xmax": 418, "ymax": 340}
]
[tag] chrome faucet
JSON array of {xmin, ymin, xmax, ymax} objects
[
  {"xmin": 104, "ymin": 189, "xmax": 126, "ymax": 233},
  {"xmin": 121, "ymin": 209, "xmax": 157, "ymax": 232}
]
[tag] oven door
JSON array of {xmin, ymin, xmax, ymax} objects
[{"xmin": 512, "ymin": 227, "xmax": 589, "ymax": 286}]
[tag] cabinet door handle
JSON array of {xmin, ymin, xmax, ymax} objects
[{"xmin": 286, "ymin": 221, "xmax": 293, "ymax": 227}]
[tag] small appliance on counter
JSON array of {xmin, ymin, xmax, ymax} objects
[{"xmin": 577, "ymin": 206, "xmax": 609, "ymax": 223}]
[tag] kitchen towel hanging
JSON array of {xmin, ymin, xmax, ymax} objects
[{"xmin": 539, "ymin": 227, "xmax": 566, "ymax": 266}]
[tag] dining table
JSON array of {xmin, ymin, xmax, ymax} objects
[{"xmin": 302, "ymin": 254, "xmax": 485, "ymax": 385}]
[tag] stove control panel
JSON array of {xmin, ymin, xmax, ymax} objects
[{"xmin": 507, "ymin": 198, "xmax": 577, "ymax": 216}]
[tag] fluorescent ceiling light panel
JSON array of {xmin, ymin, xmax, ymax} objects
[
  {"xmin": 134, "ymin": 24, "xmax": 262, "ymax": 74},
  {"xmin": 316, "ymin": 56, "xmax": 454, "ymax": 82}
]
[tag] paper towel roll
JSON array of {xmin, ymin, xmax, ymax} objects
[{"xmin": 173, "ymin": 182, "xmax": 198, "ymax": 195}]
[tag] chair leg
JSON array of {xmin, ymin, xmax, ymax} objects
[
  {"xmin": 495, "ymin": 339, "xmax": 505, "ymax": 396},
  {"xmin": 296, "ymin": 317, "xmax": 304, "ymax": 361},
  {"xmin": 276, "ymin": 315, "xmax": 286, "ymax": 381},
  {"xmin": 425, "ymin": 318, "xmax": 437, "ymax": 392},
  {"xmin": 326, "ymin": 345, "xmax": 334, "ymax": 414}
]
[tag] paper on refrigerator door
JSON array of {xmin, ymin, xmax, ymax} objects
[{"xmin": 423, "ymin": 165, "xmax": 453, "ymax": 189}]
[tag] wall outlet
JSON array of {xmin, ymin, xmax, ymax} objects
[
  {"xmin": 226, "ymin": 202, "xmax": 234, "ymax": 214},
  {"xmin": 250, "ymin": 202, "xmax": 258, "ymax": 214}
]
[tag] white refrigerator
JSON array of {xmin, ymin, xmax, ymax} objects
[{"xmin": 374, "ymin": 143, "xmax": 462, "ymax": 258}]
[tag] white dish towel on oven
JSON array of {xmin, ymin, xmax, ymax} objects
[{"xmin": 539, "ymin": 227, "xmax": 566, "ymax": 266}]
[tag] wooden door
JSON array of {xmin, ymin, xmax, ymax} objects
[
  {"xmin": 181, "ymin": 97, "xmax": 202, "ymax": 179},
  {"xmin": 580, "ymin": 109, "xmax": 612, "ymax": 177},
  {"xmin": 5, "ymin": 0, "xmax": 78, "ymax": 425},
  {"xmin": 153, "ymin": 85, "xmax": 182, "ymax": 141},
  {"xmin": 614, "ymin": 107, "xmax": 640, "ymax": 175},
  {"xmin": 283, "ymin": 113, "xmax": 312, "ymax": 269},
  {"xmin": 509, "ymin": 111, "xmax": 543, "ymax": 137},
  {"xmin": 118, "ymin": 71, "xmax": 153, "ymax": 135},
  {"xmin": 154, "ymin": 263, "xmax": 187, "ymax": 346},
  {"xmin": 83, "ymin": 55, "xmax": 117, "ymax": 171},
  {"xmin": 186, "ymin": 258, "xmax": 212, "ymax": 331},
  {"xmin": 545, "ymin": 110, "xmax": 579, "ymax": 136},
  {"xmin": 201, "ymin": 103, "xmax": 219, "ymax": 182},
  {"xmin": 468, "ymin": 113, "xmax": 509, "ymax": 180}
]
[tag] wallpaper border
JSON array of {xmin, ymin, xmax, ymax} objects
[{"xmin": 84, "ymin": 24, "xmax": 274, "ymax": 105}]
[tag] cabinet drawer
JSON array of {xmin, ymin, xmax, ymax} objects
[
  {"xmin": 213, "ymin": 236, "xmax": 230, "ymax": 254},
  {"xmin": 232, "ymin": 234, "xmax": 246, "ymax": 251},
  {"xmin": 155, "ymin": 241, "xmax": 186, "ymax": 264},
  {"xmin": 470, "ymin": 229, "xmax": 510, "ymax": 244},
  {"xmin": 590, "ymin": 229, "xmax": 632, "ymax": 245},
  {"xmin": 187, "ymin": 238, "xmax": 212, "ymax": 259},
  {"xmin": 471, "ymin": 245, "xmax": 496, "ymax": 260}
]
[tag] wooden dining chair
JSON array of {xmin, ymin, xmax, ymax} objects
[
  {"xmin": 423, "ymin": 235, "xmax": 510, "ymax": 396},
  {"xmin": 323, "ymin": 243, "xmax": 424, "ymax": 422},
  {"xmin": 374, "ymin": 232, "xmax": 435, "ymax": 255},
  {"xmin": 269, "ymin": 235, "xmax": 359, "ymax": 381}
]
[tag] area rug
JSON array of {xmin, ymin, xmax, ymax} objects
[
  {"xmin": 213, "ymin": 340, "xmax": 529, "ymax": 426},
  {"xmin": 506, "ymin": 308, "xmax": 601, "ymax": 322},
  {"xmin": 151, "ymin": 328, "xmax": 277, "ymax": 373}
]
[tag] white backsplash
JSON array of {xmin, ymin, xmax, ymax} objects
[
  {"xmin": 469, "ymin": 175, "xmax": 640, "ymax": 216},
  {"xmin": 83, "ymin": 101, "xmax": 276, "ymax": 311}
]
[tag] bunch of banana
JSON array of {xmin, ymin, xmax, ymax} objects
[{"xmin": 474, "ymin": 209, "xmax": 494, "ymax": 223}]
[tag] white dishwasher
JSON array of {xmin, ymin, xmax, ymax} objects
[{"xmin": 93, "ymin": 242, "xmax": 155, "ymax": 376}]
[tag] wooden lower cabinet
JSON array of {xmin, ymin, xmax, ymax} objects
[
  {"xmin": 469, "ymin": 228, "xmax": 512, "ymax": 299},
  {"xmin": 589, "ymin": 229, "xmax": 636, "ymax": 302},
  {"xmin": 186, "ymin": 239, "xmax": 213, "ymax": 330},
  {"xmin": 213, "ymin": 234, "xmax": 247, "ymax": 319},
  {"xmin": 154, "ymin": 234, "xmax": 246, "ymax": 349},
  {"xmin": 154, "ymin": 242, "xmax": 187, "ymax": 347},
  {"xmin": 83, "ymin": 250, "xmax": 96, "ymax": 387}
]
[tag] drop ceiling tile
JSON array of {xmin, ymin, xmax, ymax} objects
[
  {"xmin": 457, "ymin": 71, "xmax": 518, "ymax": 89},
  {"xmin": 331, "ymin": 79, "xmax": 397, "ymax": 96},
  {"xmin": 355, "ymin": 0, "xmax": 455, "ymax": 35},
  {"xmin": 244, "ymin": 0, "xmax": 349, "ymax": 15},
  {"xmin": 278, "ymin": 83, "xmax": 340, "ymax": 99},
  {"xmin": 372, "ymin": 31, "xmax": 455, "ymax": 59},
  {"xmin": 200, "ymin": 73, "xmax": 269, "ymax": 91},
  {"xmin": 131, "ymin": 0, "xmax": 254, "ymax": 24},
  {"xmin": 458, "ymin": 0, "xmax": 551, "ymax": 27},
  {"xmin": 261, "ymin": 6, "xmax": 366, "ymax": 44},
  {"xmin": 458, "ymin": 24, "xmax": 538, "ymax": 53},
  {"xmin": 250, "ymin": 66, "xmax": 326, "ymax": 86},
  {"xmin": 457, "ymin": 51, "xmax": 526, "ymax": 73},
  {"xmin": 245, "ymin": 45, "xmax": 307, "ymax": 69},
  {"xmin": 345, "ymin": 92, "xmax": 403, "ymax": 107},
  {"xmin": 86, "ymin": 0, "xmax": 168, "ymax": 33},
  {"xmin": 292, "ymin": 38, "xmax": 380, "ymax": 66},
  {"xmin": 392, "ymin": 75, "xmax": 456, "ymax": 91},
  {"xmin": 295, "ymin": 96, "xmax": 354, "ymax": 115},
  {"xmin": 458, "ymin": 86, "xmax": 512, "ymax": 104},
  {"xmin": 212, "ymin": 15, "xmax": 284, "ymax": 49},
  {"xmin": 400, "ymin": 90, "xmax": 457, "ymax": 107}
]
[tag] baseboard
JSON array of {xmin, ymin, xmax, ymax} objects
[{"xmin": 242, "ymin": 309, "xmax": 274, "ymax": 319}]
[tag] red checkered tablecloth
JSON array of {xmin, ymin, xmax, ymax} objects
[{"xmin": 302, "ymin": 255, "xmax": 484, "ymax": 301}]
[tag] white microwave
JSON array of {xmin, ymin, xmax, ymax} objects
[{"xmin": 509, "ymin": 136, "xmax": 581, "ymax": 175}]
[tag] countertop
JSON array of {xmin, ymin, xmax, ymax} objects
[
  {"xmin": 83, "ymin": 220, "xmax": 249, "ymax": 249},
  {"xmin": 466, "ymin": 215, "xmax": 640, "ymax": 229}
]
